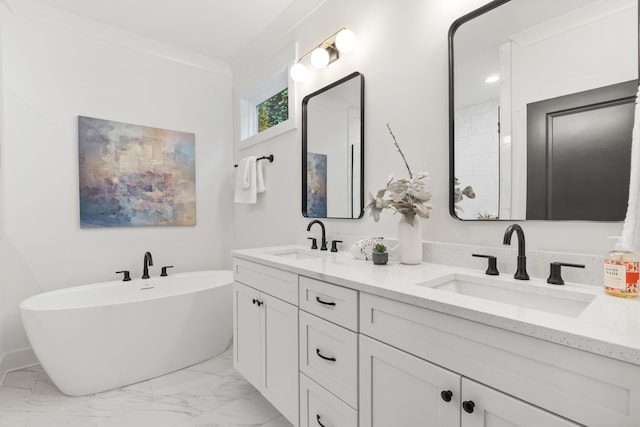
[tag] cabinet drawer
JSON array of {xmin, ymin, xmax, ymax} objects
[
  {"xmin": 233, "ymin": 258, "xmax": 298, "ymax": 305},
  {"xmin": 300, "ymin": 374, "xmax": 357, "ymax": 427},
  {"xmin": 360, "ymin": 292, "xmax": 640, "ymax": 427},
  {"xmin": 299, "ymin": 276, "xmax": 358, "ymax": 331},
  {"xmin": 300, "ymin": 311, "xmax": 358, "ymax": 409}
]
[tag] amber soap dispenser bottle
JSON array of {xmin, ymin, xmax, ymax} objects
[{"xmin": 604, "ymin": 237, "xmax": 639, "ymax": 298}]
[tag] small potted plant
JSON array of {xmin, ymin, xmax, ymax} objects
[{"xmin": 372, "ymin": 243, "xmax": 388, "ymax": 265}]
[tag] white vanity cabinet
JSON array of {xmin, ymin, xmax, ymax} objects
[
  {"xmin": 233, "ymin": 259, "xmax": 299, "ymax": 426},
  {"xmin": 231, "ymin": 252, "xmax": 640, "ymax": 427}
]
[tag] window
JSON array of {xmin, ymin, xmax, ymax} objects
[{"xmin": 257, "ymin": 87, "xmax": 288, "ymax": 133}]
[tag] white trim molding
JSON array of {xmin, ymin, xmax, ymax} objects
[
  {"xmin": 1, "ymin": 0, "xmax": 231, "ymax": 76},
  {"xmin": 0, "ymin": 347, "xmax": 38, "ymax": 383}
]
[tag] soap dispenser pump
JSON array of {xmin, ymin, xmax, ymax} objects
[{"xmin": 604, "ymin": 236, "xmax": 639, "ymax": 298}]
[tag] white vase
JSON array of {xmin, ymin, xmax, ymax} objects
[{"xmin": 397, "ymin": 215, "xmax": 423, "ymax": 264}]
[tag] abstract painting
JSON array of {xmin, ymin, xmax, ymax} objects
[
  {"xmin": 78, "ymin": 116, "xmax": 196, "ymax": 228},
  {"xmin": 306, "ymin": 152, "xmax": 327, "ymax": 217}
]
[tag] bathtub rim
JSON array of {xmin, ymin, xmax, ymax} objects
[{"xmin": 19, "ymin": 269, "xmax": 233, "ymax": 312}]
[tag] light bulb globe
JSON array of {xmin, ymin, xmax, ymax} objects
[
  {"xmin": 336, "ymin": 29, "xmax": 356, "ymax": 53},
  {"xmin": 290, "ymin": 63, "xmax": 308, "ymax": 82},
  {"xmin": 310, "ymin": 48, "xmax": 330, "ymax": 69}
]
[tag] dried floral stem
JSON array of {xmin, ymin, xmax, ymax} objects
[{"xmin": 386, "ymin": 123, "xmax": 413, "ymax": 179}]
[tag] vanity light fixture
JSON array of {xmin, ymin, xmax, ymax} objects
[
  {"xmin": 485, "ymin": 75, "xmax": 500, "ymax": 83},
  {"xmin": 290, "ymin": 27, "xmax": 357, "ymax": 82}
]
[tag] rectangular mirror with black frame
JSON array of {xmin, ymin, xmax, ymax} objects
[
  {"xmin": 449, "ymin": 0, "xmax": 638, "ymax": 221},
  {"xmin": 302, "ymin": 72, "xmax": 365, "ymax": 219}
]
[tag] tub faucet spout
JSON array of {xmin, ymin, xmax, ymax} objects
[{"xmin": 142, "ymin": 252, "xmax": 153, "ymax": 279}]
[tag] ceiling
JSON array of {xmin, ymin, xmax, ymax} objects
[{"xmin": 31, "ymin": 0, "xmax": 298, "ymax": 63}]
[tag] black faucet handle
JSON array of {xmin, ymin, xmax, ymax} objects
[
  {"xmin": 160, "ymin": 266, "xmax": 174, "ymax": 277},
  {"xmin": 330, "ymin": 240, "xmax": 343, "ymax": 252},
  {"xmin": 307, "ymin": 237, "xmax": 318, "ymax": 250},
  {"xmin": 472, "ymin": 254, "xmax": 499, "ymax": 276},
  {"xmin": 547, "ymin": 262, "xmax": 585, "ymax": 286},
  {"xmin": 116, "ymin": 270, "xmax": 131, "ymax": 282}
]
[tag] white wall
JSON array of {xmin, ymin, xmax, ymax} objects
[
  {"xmin": 0, "ymin": 4, "xmax": 234, "ymax": 369},
  {"xmin": 231, "ymin": 0, "xmax": 625, "ymax": 254}
]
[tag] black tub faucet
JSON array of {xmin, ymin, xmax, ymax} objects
[
  {"xmin": 142, "ymin": 251, "xmax": 153, "ymax": 279},
  {"xmin": 307, "ymin": 220, "xmax": 327, "ymax": 251},
  {"xmin": 503, "ymin": 224, "xmax": 529, "ymax": 280}
]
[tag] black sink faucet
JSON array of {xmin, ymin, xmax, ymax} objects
[
  {"xmin": 503, "ymin": 224, "xmax": 529, "ymax": 280},
  {"xmin": 142, "ymin": 251, "xmax": 153, "ymax": 279},
  {"xmin": 307, "ymin": 220, "xmax": 328, "ymax": 251}
]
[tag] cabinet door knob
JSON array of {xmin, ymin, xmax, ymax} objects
[
  {"xmin": 257, "ymin": 300, "xmax": 263, "ymax": 307},
  {"xmin": 441, "ymin": 390, "xmax": 453, "ymax": 402},
  {"xmin": 462, "ymin": 400, "xmax": 475, "ymax": 414},
  {"xmin": 252, "ymin": 298, "xmax": 257, "ymax": 305},
  {"xmin": 316, "ymin": 414, "xmax": 327, "ymax": 427},
  {"xmin": 316, "ymin": 348, "xmax": 336, "ymax": 362},
  {"xmin": 315, "ymin": 296, "xmax": 336, "ymax": 306}
]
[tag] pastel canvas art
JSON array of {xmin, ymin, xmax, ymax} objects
[{"xmin": 78, "ymin": 116, "xmax": 196, "ymax": 228}]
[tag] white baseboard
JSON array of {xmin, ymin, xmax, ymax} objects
[{"xmin": 0, "ymin": 347, "xmax": 38, "ymax": 384}]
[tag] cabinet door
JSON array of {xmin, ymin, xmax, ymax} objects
[
  {"xmin": 233, "ymin": 282, "xmax": 261, "ymax": 389},
  {"xmin": 461, "ymin": 378, "xmax": 580, "ymax": 427},
  {"xmin": 262, "ymin": 292, "xmax": 299, "ymax": 426},
  {"xmin": 359, "ymin": 335, "xmax": 460, "ymax": 427}
]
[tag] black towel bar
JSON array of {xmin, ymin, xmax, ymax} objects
[{"xmin": 234, "ymin": 154, "xmax": 274, "ymax": 167}]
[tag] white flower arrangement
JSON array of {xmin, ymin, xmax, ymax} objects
[{"xmin": 366, "ymin": 123, "xmax": 434, "ymax": 226}]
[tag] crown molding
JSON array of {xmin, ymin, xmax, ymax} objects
[
  {"xmin": 510, "ymin": 0, "xmax": 635, "ymax": 47},
  {"xmin": 1, "ymin": 0, "xmax": 231, "ymax": 77}
]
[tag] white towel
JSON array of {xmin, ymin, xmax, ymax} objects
[
  {"xmin": 256, "ymin": 159, "xmax": 266, "ymax": 194},
  {"xmin": 234, "ymin": 156, "xmax": 266, "ymax": 204},
  {"xmin": 621, "ymin": 85, "xmax": 640, "ymax": 252},
  {"xmin": 234, "ymin": 156, "xmax": 258, "ymax": 204}
]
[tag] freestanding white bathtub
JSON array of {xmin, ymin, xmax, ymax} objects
[{"xmin": 19, "ymin": 270, "xmax": 233, "ymax": 396}]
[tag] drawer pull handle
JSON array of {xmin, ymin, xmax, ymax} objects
[
  {"xmin": 315, "ymin": 296, "xmax": 336, "ymax": 306},
  {"xmin": 316, "ymin": 414, "xmax": 327, "ymax": 427},
  {"xmin": 462, "ymin": 400, "xmax": 475, "ymax": 414},
  {"xmin": 441, "ymin": 390, "xmax": 453, "ymax": 402},
  {"xmin": 316, "ymin": 348, "xmax": 336, "ymax": 362}
]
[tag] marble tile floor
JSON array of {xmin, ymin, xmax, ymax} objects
[{"xmin": 0, "ymin": 344, "xmax": 292, "ymax": 427}]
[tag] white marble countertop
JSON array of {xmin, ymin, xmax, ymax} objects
[{"xmin": 231, "ymin": 245, "xmax": 640, "ymax": 366}]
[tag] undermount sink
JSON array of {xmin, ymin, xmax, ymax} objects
[
  {"xmin": 420, "ymin": 275, "xmax": 595, "ymax": 318},
  {"xmin": 268, "ymin": 249, "xmax": 333, "ymax": 261}
]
